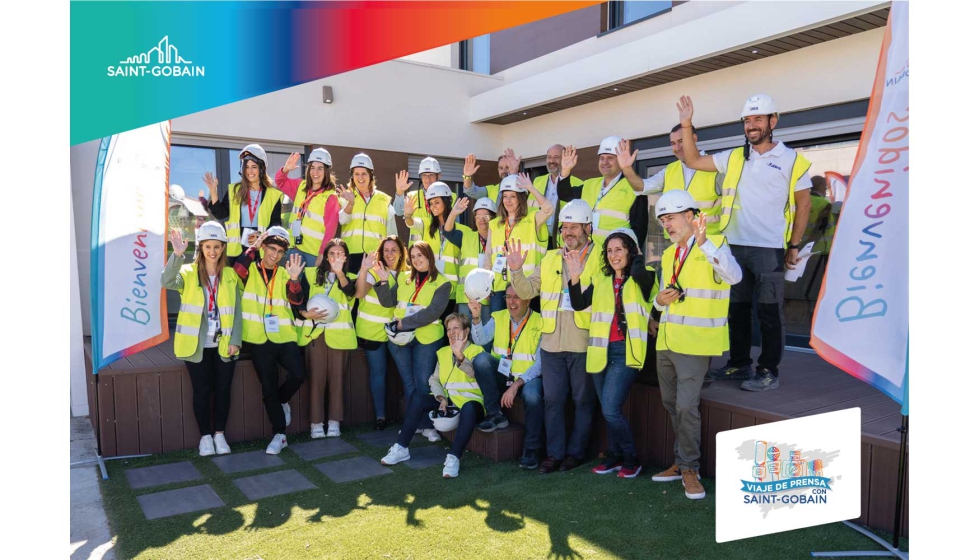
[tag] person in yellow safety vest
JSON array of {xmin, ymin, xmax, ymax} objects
[
  {"xmin": 203, "ymin": 143, "xmax": 285, "ymax": 258},
  {"xmin": 232, "ymin": 226, "xmax": 308, "ymax": 455},
  {"xmin": 536, "ymin": 145, "xmax": 586, "ymax": 249},
  {"xmin": 162, "ymin": 221, "xmax": 243, "ymax": 457},
  {"xmin": 468, "ymin": 286, "xmax": 545, "ymax": 470},
  {"xmin": 337, "ymin": 152, "xmax": 398, "ymax": 271},
  {"xmin": 804, "ymin": 176, "xmax": 833, "ymax": 254},
  {"xmin": 403, "ymin": 182, "xmax": 471, "ymax": 320},
  {"xmin": 674, "ymin": 94, "xmax": 813, "ymax": 392},
  {"xmin": 355, "ymin": 235, "xmax": 409, "ymax": 431},
  {"xmin": 393, "ymin": 156, "xmax": 458, "ymax": 244},
  {"xmin": 568, "ymin": 228, "xmax": 657, "ymax": 480},
  {"xmin": 461, "ymin": 153, "xmax": 512, "ymax": 203},
  {"xmin": 481, "ymin": 173, "xmax": 554, "ymax": 312},
  {"xmin": 275, "ymin": 148, "xmax": 341, "ymax": 267},
  {"xmin": 509, "ymin": 199, "xmax": 600, "ymax": 473},
  {"xmin": 375, "ymin": 241, "xmax": 454, "ymax": 443},
  {"xmin": 381, "ymin": 313, "xmax": 487, "ymax": 478},
  {"xmin": 648, "ymin": 190, "xmax": 743, "ymax": 500},
  {"xmin": 455, "ymin": 197, "xmax": 495, "ymax": 330},
  {"xmin": 619, "ymin": 127, "xmax": 724, "ymax": 235},
  {"xmin": 558, "ymin": 139, "xmax": 638, "ymax": 247},
  {"xmin": 294, "ymin": 239, "xmax": 357, "ymax": 440}
]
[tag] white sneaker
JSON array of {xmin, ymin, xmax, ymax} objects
[
  {"xmin": 213, "ymin": 433, "xmax": 231, "ymax": 455},
  {"xmin": 327, "ymin": 420, "xmax": 341, "ymax": 438},
  {"xmin": 282, "ymin": 403, "xmax": 292, "ymax": 426},
  {"xmin": 381, "ymin": 443, "xmax": 411, "ymax": 465},
  {"xmin": 266, "ymin": 434, "xmax": 288, "ymax": 455},
  {"xmin": 443, "ymin": 454, "xmax": 460, "ymax": 478},
  {"xmin": 198, "ymin": 435, "xmax": 215, "ymax": 457},
  {"xmin": 311, "ymin": 423, "xmax": 326, "ymax": 439},
  {"xmin": 422, "ymin": 428, "xmax": 441, "ymax": 443}
]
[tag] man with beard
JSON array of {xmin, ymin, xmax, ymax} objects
[{"xmin": 673, "ymin": 94, "xmax": 812, "ymax": 392}]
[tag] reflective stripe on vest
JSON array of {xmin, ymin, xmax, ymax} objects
[
  {"xmin": 356, "ymin": 270, "xmax": 399, "ymax": 342},
  {"xmin": 225, "ymin": 184, "xmax": 285, "ymax": 257},
  {"xmin": 489, "ymin": 211, "xmax": 548, "ymax": 291},
  {"xmin": 240, "ymin": 262, "xmax": 297, "ymax": 344},
  {"xmin": 413, "ymin": 218, "xmax": 465, "ymax": 291},
  {"xmin": 408, "ymin": 190, "xmax": 457, "ymax": 245},
  {"xmin": 458, "ymin": 228, "xmax": 490, "ymax": 304},
  {"xmin": 291, "ymin": 181, "xmax": 338, "ymax": 256},
  {"xmin": 296, "ymin": 268, "xmax": 357, "ymax": 349},
  {"xmin": 663, "ymin": 161, "xmax": 722, "ymax": 236},
  {"xmin": 174, "ymin": 265, "xmax": 240, "ymax": 359},
  {"xmin": 585, "ymin": 271, "xmax": 656, "ymax": 374},
  {"xmin": 489, "ymin": 309, "xmax": 542, "ymax": 377},
  {"xmin": 656, "ymin": 234, "xmax": 730, "ymax": 356},
  {"xmin": 436, "ymin": 344, "xmax": 485, "ymax": 411},
  {"xmin": 719, "ymin": 149, "xmax": 812, "ymax": 247},
  {"xmin": 394, "ymin": 272, "xmax": 449, "ymax": 344},
  {"xmin": 341, "ymin": 190, "xmax": 391, "ymax": 254},
  {"xmin": 581, "ymin": 176, "xmax": 635, "ymax": 247},
  {"xmin": 539, "ymin": 246, "xmax": 601, "ymax": 334}
]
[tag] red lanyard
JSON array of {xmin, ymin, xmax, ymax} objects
[
  {"xmin": 479, "ymin": 235, "xmax": 487, "ymax": 253},
  {"xmin": 205, "ymin": 275, "xmax": 219, "ymax": 315},
  {"xmin": 246, "ymin": 189, "xmax": 262, "ymax": 224},
  {"xmin": 670, "ymin": 243, "xmax": 691, "ymax": 286},
  {"xmin": 296, "ymin": 187, "xmax": 324, "ymax": 219},
  {"xmin": 410, "ymin": 275, "xmax": 429, "ymax": 304},
  {"xmin": 507, "ymin": 313, "xmax": 530, "ymax": 357},
  {"xmin": 613, "ymin": 277, "xmax": 625, "ymax": 320},
  {"xmin": 259, "ymin": 265, "xmax": 278, "ymax": 314}
]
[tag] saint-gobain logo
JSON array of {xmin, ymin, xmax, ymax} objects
[
  {"xmin": 738, "ymin": 439, "xmax": 841, "ymax": 516},
  {"xmin": 107, "ymin": 36, "xmax": 205, "ymax": 78}
]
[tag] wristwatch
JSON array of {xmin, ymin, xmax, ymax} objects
[{"xmin": 788, "ymin": 243, "xmax": 800, "ymax": 250}]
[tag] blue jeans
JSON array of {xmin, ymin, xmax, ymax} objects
[
  {"xmin": 388, "ymin": 338, "xmax": 442, "ymax": 430},
  {"xmin": 287, "ymin": 248, "xmax": 318, "ymax": 268},
  {"xmin": 472, "ymin": 353, "xmax": 545, "ymax": 452},
  {"xmin": 364, "ymin": 342, "xmax": 390, "ymax": 420},
  {"xmin": 541, "ymin": 350, "xmax": 596, "ymax": 460},
  {"xmin": 592, "ymin": 341, "xmax": 637, "ymax": 458},
  {"xmin": 397, "ymin": 397, "xmax": 484, "ymax": 458}
]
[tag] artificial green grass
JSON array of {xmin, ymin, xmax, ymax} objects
[{"xmin": 98, "ymin": 425, "xmax": 908, "ymax": 559}]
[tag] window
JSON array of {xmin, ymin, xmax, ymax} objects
[
  {"xmin": 459, "ymin": 34, "xmax": 491, "ymax": 74},
  {"xmin": 608, "ymin": 1, "xmax": 672, "ymax": 31}
]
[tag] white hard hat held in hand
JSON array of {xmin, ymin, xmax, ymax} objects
[
  {"xmin": 307, "ymin": 294, "xmax": 340, "ymax": 324},
  {"xmin": 464, "ymin": 269, "xmax": 494, "ymax": 301}
]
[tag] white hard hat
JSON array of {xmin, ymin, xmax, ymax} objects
[
  {"xmin": 499, "ymin": 174, "xmax": 525, "ymax": 194},
  {"xmin": 308, "ymin": 148, "xmax": 332, "ymax": 168},
  {"xmin": 239, "ymin": 144, "xmax": 269, "ymax": 169},
  {"xmin": 463, "ymin": 269, "xmax": 494, "ymax": 301},
  {"xmin": 196, "ymin": 221, "xmax": 228, "ymax": 244},
  {"xmin": 607, "ymin": 227, "xmax": 639, "ymax": 248},
  {"xmin": 350, "ymin": 153, "xmax": 374, "ymax": 171},
  {"xmin": 424, "ymin": 182, "xmax": 454, "ymax": 200},
  {"xmin": 385, "ymin": 321, "xmax": 416, "ymax": 346},
  {"xmin": 169, "ymin": 184, "xmax": 186, "ymax": 201},
  {"xmin": 265, "ymin": 226, "xmax": 291, "ymax": 242},
  {"xmin": 474, "ymin": 197, "xmax": 497, "ymax": 214},
  {"xmin": 307, "ymin": 294, "xmax": 340, "ymax": 324},
  {"xmin": 598, "ymin": 136, "xmax": 623, "ymax": 156},
  {"xmin": 428, "ymin": 406, "xmax": 461, "ymax": 432},
  {"xmin": 418, "ymin": 157, "xmax": 441, "ymax": 174},
  {"xmin": 740, "ymin": 94, "xmax": 778, "ymax": 119},
  {"xmin": 655, "ymin": 190, "xmax": 699, "ymax": 218},
  {"xmin": 559, "ymin": 199, "xmax": 592, "ymax": 224}
]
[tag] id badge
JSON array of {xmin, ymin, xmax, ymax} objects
[
  {"xmin": 208, "ymin": 319, "xmax": 220, "ymax": 339},
  {"xmin": 291, "ymin": 219, "xmax": 302, "ymax": 237},
  {"xmin": 478, "ymin": 254, "xmax": 487, "ymax": 268},
  {"xmin": 492, "ymin": 254, "xmax": 507, "ymax": 274},
  {"xmin": 264, "ymin": 314, "xmax": 280, "ymax": 333},
  {"xmin": 591, "ymin": 211, "xmax": 601, "ymax": 230},
  {"xmin": 436, "ymin": 259, "xmax": 446, "ymax": 274},
  {"xmin": 560, "ymin": 289, "xmax": 574, "ymax": 311},
  {"xmin": 405, "ymin": 304, "xmax": 420, "ymax": 317},
  {"xmin": 498, "ymin": 357, "xmax": 513, "ymax": 375}
]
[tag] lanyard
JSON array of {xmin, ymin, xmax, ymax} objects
[
  {"xmin": 205, "ymin": 275, "xmax": 219, "ymax": 316},
  {"xmin": 479, "ymin": 234, "xmax": 487, "ymax": 253},
  {"xmin": 670, "ymin": 242, "xmax": 692, "ymax": 286},
  {"xmin": 259, "ymin": 264, "xmax": 278, "ymax": 314},
  {"xmin": 613, "ymin": 277, "xmax": 625, "ymax": 324},
  {"xmin": 410, "ymin": 274, "xmax": 430, "ymax": 304},
  {"xmin": 507, "ymin": 313, "xmax": 530, "ymax": 357},
  {"xmin": 504, "ymin": 218, "xmax": 518, "ymax": 244},
  {"xmin": 296, "ymin": 186, "xmax": 324, "ymax": 219},
  {"xmin": 246, "ymin": 188, "xmax": 262, "ymax": 224}
]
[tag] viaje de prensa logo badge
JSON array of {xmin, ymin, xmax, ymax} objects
[
  {"xmin": 108, "ymin": 36, "xmax": 205, "ymax": 78},
  {"xmin": 739, "ymin": 440, "xmax": 838, "ymax": 509}
]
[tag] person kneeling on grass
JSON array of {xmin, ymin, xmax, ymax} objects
[{"xmin": 381, "ymin": 313, "xmax": 486, "ymax": 478}]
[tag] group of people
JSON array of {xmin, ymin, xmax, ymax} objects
[{"xmin": 163, "ymin": 93, "xmax": 815, "ymax": 499}]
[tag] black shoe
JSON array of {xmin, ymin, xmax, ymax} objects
[
  {"xmin": 477, "ymin": 412, "xmax": 510, "ymax": 433},
  {"xmin": 538, "ymin": 456, "xmax": 561, "ymax": 474},
  {"xmin": 558, "ymin": 456, "xmax": 583, "ymax": 472},
  {"xmin": 708, "ymin": 364, "xmax": 753, "ymax": 381},
  {"xmin": 520, "ymin": 448, "xmax": 539, "ymax": 470},
  {"xmin": 375, "ymin": 418, "xmax": 387, "ymax": 431},
  {"xmin": 741, "ymin": 368, "xmax": 780, "ymax": 392}
]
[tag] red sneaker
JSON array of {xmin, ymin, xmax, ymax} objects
[
  {"xmin": 617, "ymin": 458, "xmax": 643, "ymax": 479},
  {"xmin": 591, "ymin": 454, "xmax": 623, "ymax": 474}
]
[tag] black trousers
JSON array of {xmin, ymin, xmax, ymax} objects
[
  {"xmin": 184, "ymin": 348, "xmax": 236, "ymax": 436},
  {"xmin": 397, "ymin": 397, "xmax": 484, "ymax": 458},
  {"xmin": 727, "ymin": 245, "xmax": 786, "ymax": 375},
  {"xmin": 249, "ymin": 341, "xmax": 306, "ymax": 434}
]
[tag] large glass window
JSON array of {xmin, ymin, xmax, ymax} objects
[
  {"xmin": 459, "ymin": 35, "xmax": 491, "ymax": 74},
  {"xmin": 609, "ymin": 1, "xmax": 672, "ymax": 30}
]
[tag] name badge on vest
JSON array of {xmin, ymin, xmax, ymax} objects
[
  {"xmin": 493, "ymin": 254, "xmax": 508, "ymax": 278},
  {"xmin": 478, "ymin": 254, "xmax": 487, "ymax": 268},
  {"xmin": 436, "ymin": 260, "xmax": 446, "ymax": 274},
  {"xmin": 405, "ymin": 303, "xmax": 420, "ymax": 317},
  {"xmin": 498, "ymin": 357, "xmax": 513, "ymax": 375},
  {"xmin": 264, "ymin": 314, "xmax": 280, "ymax": 333},
  {"xmin": 208, "ymin": 319, "xmax": 220, "ymax": 341},
  {"xmin": 291, "ymin": 220, "xmax": 302, "ymax": 245},
  {"xmin": 592, "ymin": 211, "xmax": 600, "ymax": 230},
  {"xmin": 560, "ymin": 289, "xmax": 574, "ymax": 311}
]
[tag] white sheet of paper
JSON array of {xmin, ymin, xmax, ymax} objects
[{"xmin": 784, "ymin": 242, "xmax": 817, "ymax": 282}]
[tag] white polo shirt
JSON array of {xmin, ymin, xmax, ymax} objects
[{"xmin": 712, "ymin": 141, "xmax": 811, "ymax": 249}]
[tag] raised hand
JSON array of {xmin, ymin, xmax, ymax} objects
[
  {"xmin": 467, "ymin": 298, "xmax": 483, "ymax": 322},
  {"xmin": 463, "ymin": 154, "xmax": 480, "ymax": 177},
  {"xmin": 283, "ymin": 152, "xmax": 301, "ymax": 174},
  {"xmin": 516, "ymin": 173, "xmax": 533, "ymax": 192},
  {"xmin": 285, "ymin": 252, "xmax": 305, "ymax": 280},
  {"xmin": 250, "ymin": 231, "xmax": 268, "ymax": 250},
  {"xmin": 362, "ymin": 251, "xmax": 376, "ymax": 270},
  {"xmin": 501, "ymin": 148, "xmax": 522, "ymax": 175},
  {"xmin": 694, "ymin": 212, "xmax": 708, "ymax": 247},
  {"xmin": 203, "ymin": 172, "xmax": 219, "ymax": 200},
  {"xmin": 328, "ymin": 253, "xmax": 346, "ymax": 274},
  {"xmin": 449, "ymin": 328, "xmax": 468, "ymax": 358},
  {"xmin": 563, "ymin": 246, "xmax": 586, "ymax": 281},
  {"xmin": 404, "ymin": 193, "xmax": 417, "ymax": 219},
  {"xmin": 339, "ymin": 187, "xmax": 356, "ymax": 206},
  {"xmin": 372, "ymin": 255, "xmax": 387, "ymax": 277},
  {"xmin": 505, "ymin": 238, "xmax": 528, "ymax": 272},
  {"xmin": 677, "ymin": 95, "xmax": 694, "ymax": 127},
  {"xmin": 169, "ymin": 229, "xmax": 188, "ymax": 257},
  {"xmin": 450, "ymin": 197, "xmax": 469, "ymax": 218},
  {"xmin": 616, "ymin": 139, "xmax": 637, "ymax": 169},
  {"xmin": 395, "ymin": 170, "xmax": 413, "ymax": 195},
  {"xmin": 561, "ymin": 146, "xmax": 578, "ymax": 176}
]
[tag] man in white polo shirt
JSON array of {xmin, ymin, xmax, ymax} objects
[{"xmin": 671, "ymin": 94, "xmax": 812, "ymax": 392}]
